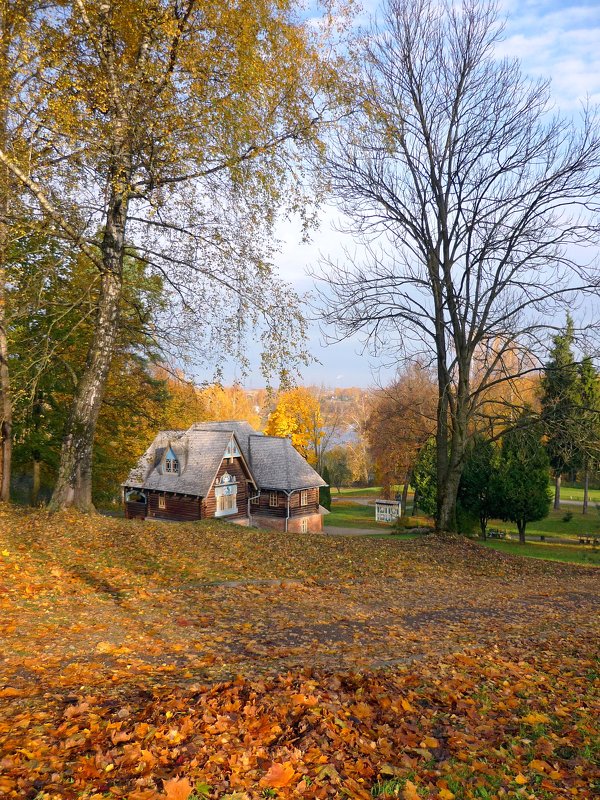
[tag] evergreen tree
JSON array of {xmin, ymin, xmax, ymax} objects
[
  {"xmin": 540, "ymin": 317, "xmax": 580, "ymax": 509},
  {"xmin": 319, "ymin": 465, "xmax": 332, "ymax": 511},
  {"xmin": 458, "ymin": 436, "xmax": 499, "ymax": 539},
  {"xmin": 495, "ymin": 413, "xmax": 551, "ymax": 543},
  {"xmin": 411, "ymin": 438, "xmax": 437, "ymax": 518},
  {"xmin": 576, "ymin": 356, "xmax": 600, "ymax": 514}
]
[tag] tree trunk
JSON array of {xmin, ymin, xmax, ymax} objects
[
  {"xmin": 517, "ymin": 520, "xmax": 526, "ymax": 544},
  {"xmin": 0, "ymin": 268, "xmax": 11, "ymax": 502},
  {"xmin": 49, "ymin": 268, "xmax": 123, "ymax": 511},
  {"xmin": 49, "ymin": 174, "xmax": 128, "ymax": 512},
  {"xmin": 412, "ymin": 488, "xmax": 418, "ymax": 516},
  {"xmin": 31, "ymin": 456, "xmax": 41, "ymax": 505},
  {"xmin": 553, "ymin": 472, "xmax": 561, "ymax": 510},
  {"xmin": 0, "ymin": 23, "xmax": 11, "ymax": 504},
  {"xmin": 480, "ymin": 515, "xmax": 487, "ymax": 540},
  {"xmin": 583, "ymin": 469, "xmax": 589, "ymax": 515},
  {"xmin": 401, "ymin": 470, "xmax": 410, "ymax": 517}
]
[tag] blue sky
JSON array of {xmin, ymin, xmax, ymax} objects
[{"xmin": 206, "ymin": 0, "xmax": 600, "ymax": 389}]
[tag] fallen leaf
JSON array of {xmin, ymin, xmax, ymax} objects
[
  {"xmin": 404, "ymin": 780, "xmax": 421, "ymax": 800},
  {"xmin": 163, "ymin": 777, "xmax": 193, "ymax": 800},
  {"xmin": 260, "ymin": 762, "xmax": 296, "ymax": 788}
]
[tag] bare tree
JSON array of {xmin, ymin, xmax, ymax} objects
[{"xmin": 316, "ymin": 0, "xmax": 600, "ymax": 532}]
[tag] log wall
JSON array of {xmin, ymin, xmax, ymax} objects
[{"xmin": 201, "ymin": 456, "xmax": 252, "ymax": 522}]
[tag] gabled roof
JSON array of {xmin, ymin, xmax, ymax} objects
[
  {"xmin": 190, "ymin": 421, "xmax": 261, "ymax": 466},
  {"xmin": 124, "ymin": 429, "xmax": 247, "ymax": 496},
  {"xmin": 124, "ymin": 420, "xmax": 326, "ymax": 495},
  {"xmin": 248, "ymin": 435, "xmax": 327, "ymax": 492}
]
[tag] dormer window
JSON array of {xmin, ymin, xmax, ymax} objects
[{"xmin": 164, "ymin": 446, "xmax": 179, "ymax": 475}]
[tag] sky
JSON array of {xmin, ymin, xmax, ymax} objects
[{"xmin": 210, "ymin": 0, "xmax": 600, "ymax": 390}]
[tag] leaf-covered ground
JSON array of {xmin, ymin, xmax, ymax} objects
[{"xmin": 0, "ymin": 507, "xmax": 598, "ymax": 800}]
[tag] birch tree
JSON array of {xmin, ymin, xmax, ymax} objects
[
  {"xmin": 317, "ymin": 0, "xmax": 600, "ymax": 532},
  {"xmin": 0, "ymin": 0, "xmax": 343, "ymax": 511}
]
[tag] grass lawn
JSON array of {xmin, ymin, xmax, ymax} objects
[
  {"xmin": 325, "ymin": 500, "xmax": 390, "ymax": 528},
  {"xmin": 488, "ymin": 507, "xmax": 600, "ymax": 541},
  {"xmin": 557, "ymin": 483, "xmax": 600, "ymax": 503},
  {"xmin": 336, "ymin": 485, "xmax": 386, "ymax": 496},
  {"xmin": 0, "ymin": 506, "xmax": 598, "ymax": 799},
  {"xmin": 482, "ymin": 538, "xmax": 600, "ymax": 566}
]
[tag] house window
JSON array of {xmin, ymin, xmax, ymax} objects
[
  {"xmin": 300, "ymin": 489, "xmax": 308, "ymax": 506},
  {"xmin": 251, "ymin": 493, "xmax": 260, "ymax": 506},
  {"xmin": 158, "ymin": 494, "xmax": 166, "ymax": 510},
  {"xmin": 269, "ymin": 491, "xmax": 278, "ymax": 508},
  {"xmin": 301, "ymin": 517, "xmax": 308, "ymax": 533},
  {"xmin": 215, "ymin": 483, "xmax": 237, "ymax": 517},
  {"xmin": 165, "ymin": 458, "xmax": 179, "ymax": 474}
]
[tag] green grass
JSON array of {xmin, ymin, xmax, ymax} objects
[
  {"xmin": 488, "ymin": 507, "xmax": 600, "ymax": 540},
  {"xmin": 336, "ymin": 486, "xmax": 389, "ymax": 497},
  {"xmin": 556, "ymin": 484, "xmax": 600, "ymax": 503},
  {"xmin": 482, "ymin": 538, "xmax": 600, "ymax": 566},
  {"xmin": 325, "ymin": 500, "xmax": 390, "ymax": 529}
]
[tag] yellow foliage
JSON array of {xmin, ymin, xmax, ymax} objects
[
  {"xmin": 199, "ymin": 384, "xmax": 261, "ymax": 430},
  {"xmin": 264, "ymin": 387, "xmax": 323, "ymax": 462}
]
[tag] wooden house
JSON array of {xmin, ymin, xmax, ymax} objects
[{"xmin": 122, "ymin": 421, "xmax": 327, "ymax": 532}]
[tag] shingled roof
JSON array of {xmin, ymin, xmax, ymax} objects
[
  {"xmin": 247, "ymin": 435, "xmax": 327, "ymax": 492},
  {"xmin": 124, "ymin": 421, "xmax": 326, "ymax": 495}
]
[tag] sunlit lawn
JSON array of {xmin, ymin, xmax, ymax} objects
[
  {"xmin": 488, "ymin": 507, "xmax": 600, "ymax": 540},
  {"xmin": 482, "ymin": 538, "xmax": 600, "ymax": 566},
  {"xmin": 558, "ymin": 483, "xmax": 600, "ymax": 503},
  {"xmin": 325, "ymin": 500, "xmax": 389, "ymax": 528}
]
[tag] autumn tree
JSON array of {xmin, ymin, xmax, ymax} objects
[
  {"xmin": 317, "ymin": 0, "xmax": 600, "ymax": 532},
  {"xmin": 0, "ymin": 0, "xmax": 344, "ymax": 511},
  {"xmin": 8, "ymin": 232, "xmax": 168, "ymax": 504},
  {"xmin": 366, "ymin": 364, "xmax": 436, "ymax": 508},
  {"xmin": 265, "ymin": 387, "xmax": 324, "ymax": 463},
  {"xmin": 200, "ymin": 384, "xmax": 261, "ymax": 430},
  {"xmin": 0, "ymin": 1, "xmax": 50, "ymax": 500},
  {"xmin": 322, "ymin": 446, "xmax": 352, "ymax": 493}
]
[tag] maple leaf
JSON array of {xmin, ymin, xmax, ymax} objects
[
  {"xmin": 162, "ymin": 777, "xmax": 193, "ymax": 800},
  {"xmin": 260, "ymin": 762, "xmax": 296, "ymax": 788}
]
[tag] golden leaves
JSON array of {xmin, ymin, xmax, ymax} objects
[
  {"xmin": 521, "ymin": 711, "xmax": 552, "ymax": 725},
  {"xmin": 0, "ymin": 507, "xmax": 598, "ymax": 800},
  {"xmin": 162, "ymin": 777, "xmax": 193, "ymax": 800},
  {"xmin": 260, "ymin": 762, "xmax": 296, "ymax": 788}
]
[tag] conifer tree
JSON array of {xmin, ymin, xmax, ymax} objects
[
  {"xmin": 540, "ymin": 317, "xmax": 580, "ymax": 509},
  {"xmin": 496, "ymin": 412, "xmax": 551, "ymax": 543}
]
